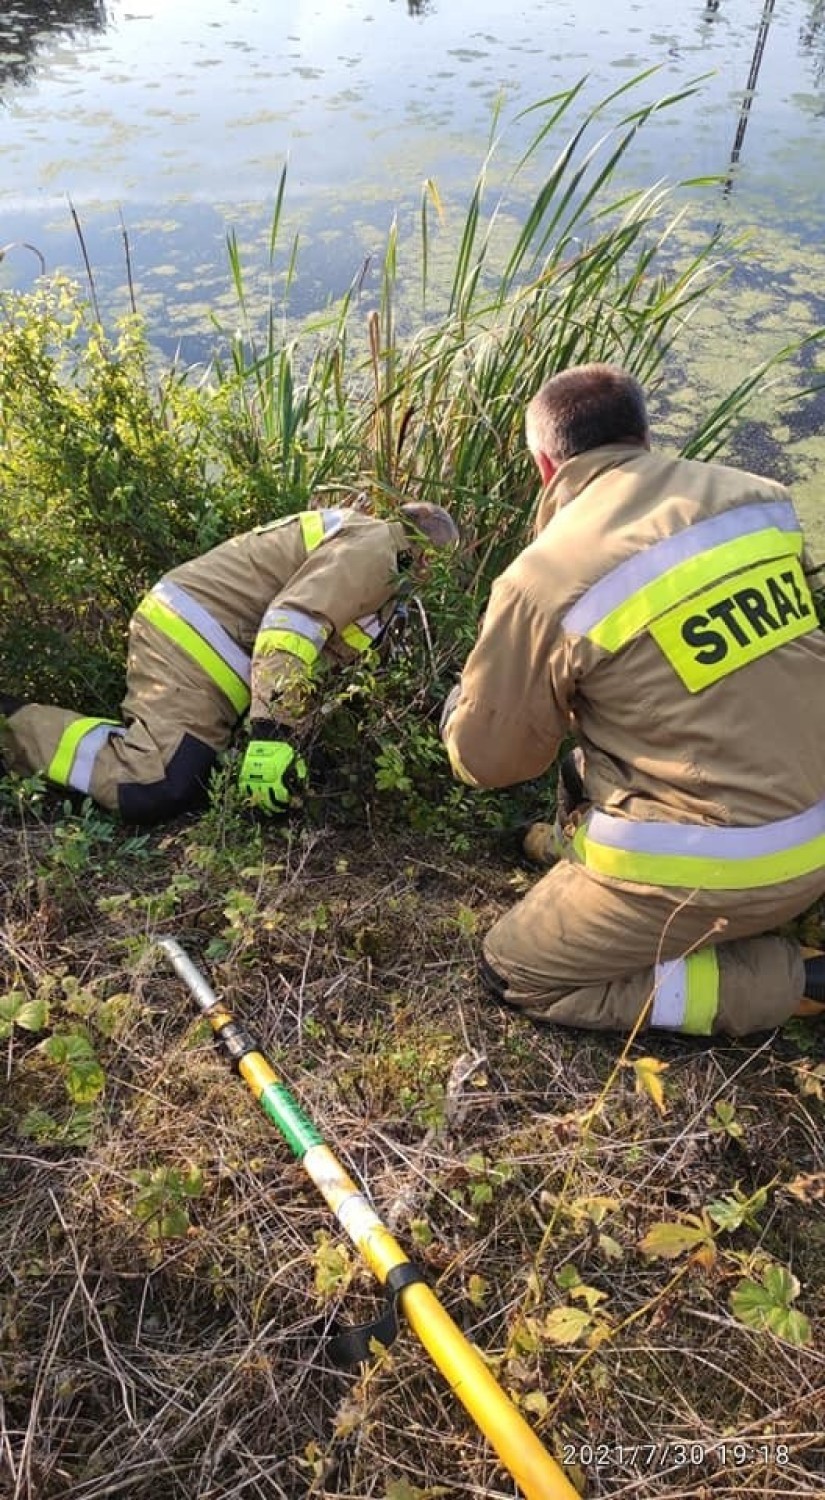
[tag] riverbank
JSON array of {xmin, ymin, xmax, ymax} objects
[{"xmin": 1, "ymin": 806, "xmax": 823, "ymax": 1498}]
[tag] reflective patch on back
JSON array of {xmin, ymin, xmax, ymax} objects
[
  {"xmin": 649, "ymin": 555, "xmax": 817, "ymax": 692},
  {"xmin": 253, "ymin": 516, "xmax": 295, "ymax": 534}
]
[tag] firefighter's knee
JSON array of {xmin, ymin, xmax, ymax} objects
[{"xmin": 117, "ymin": 735, "xmax": 217, "ymax": 825}]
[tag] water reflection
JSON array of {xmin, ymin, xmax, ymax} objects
[
  {"xmin": 0, "ymin": 0, "xmax": 108, "ymax": 90},
  {"xmin": 800, "ymin": 0, "xmax": 825, "ymax": 85},
  {"xmin": 391, "ymin": 0, "xmax": 434, "ymax": 13},
  {"xmin": 724, "ymin": 0, "xmax": 777, "ymax": 190}
]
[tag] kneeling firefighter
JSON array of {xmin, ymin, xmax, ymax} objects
[
  {"xmin": 441, "ymin": 363, "xmax": 825, "ymax": 1038},
  {"xmin": 1, "ymin": 500, "xmax": 458, "ymax": 824}
]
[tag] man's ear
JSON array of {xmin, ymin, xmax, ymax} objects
[{"xmin": 534, "ymin": 449, "xmax": 558, "ymax": 486}]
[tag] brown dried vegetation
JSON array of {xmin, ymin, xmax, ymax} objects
[{"xmin": 1, "ymin": 792, "xmax": 823, "ymax": 1500}]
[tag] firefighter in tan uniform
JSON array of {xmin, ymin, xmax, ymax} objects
[
  {"xmin": 1, "ymin": 501, "xmax": 458, "ymax": 823},
  {"xmin": 441, "ymin": 363, "xmax": 825, "ymax": 1037}
]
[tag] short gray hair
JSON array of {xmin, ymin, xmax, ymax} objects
[{"xmin": 526, "ymin": 363, "xmax": 648, "ymax": 463}]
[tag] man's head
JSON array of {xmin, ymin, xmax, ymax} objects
[
  {"xmin": 525, "ymin": 363, "xmax": 649, "ymax": 485},
  {"xmin": 400, "ymin": 501, "xmax": 460, "ymax": 558}
]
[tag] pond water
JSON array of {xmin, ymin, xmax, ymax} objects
[{"xmin": 2, "ymin": 0, "xmax": 825, "ymax": 523}]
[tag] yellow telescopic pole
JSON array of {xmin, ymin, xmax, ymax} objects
[{"xmin": 158, "ymin": 938, "xmax": 580, "ymax": 1500}]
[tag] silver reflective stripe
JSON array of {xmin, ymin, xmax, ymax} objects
[
  {"xmin": 586, "ymin": 797, "xmax": 825, "ymax": 860},
  {"xmin": 651, "ymin": 960, "xmax": 687, "ymax": 1028},
  {"xmin": 353, "ymin": 612, "xmax": 383, "ymax": 640},
  {"xmin": 563, "ymin": 500, "xmax": 801, "ymax": 636},
  {"xmin": 259, "ymin": 604, "xmax": 330, "ymax": 649},
  {"xmin": 153, "ymin": 580, "xmax": 251, "ymax": 684},
  {"xmin": 321, "ymin": 508, "xmax": 343, "ymax": 536},
  {"xmin": 70, "ymin": 723, "xmax": 126, "ymax": 793}
]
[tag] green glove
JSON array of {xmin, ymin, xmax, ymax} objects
[{"xmin": 238, "ymin": 739, "xmax": 307, "ymax": 813}]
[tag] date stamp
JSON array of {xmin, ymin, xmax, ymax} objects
[
  {"xmin": 562, "ymin": 1443, "xmax": 709, "ymax": 1472},
  {"xmin": 562, "ymin": 1441, "xmax": 791, "ymax": 1471}
]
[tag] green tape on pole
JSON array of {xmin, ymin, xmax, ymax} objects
[{"xmin": 259, "ymin": 1081, "xmax": 324, "ymax": 1157}]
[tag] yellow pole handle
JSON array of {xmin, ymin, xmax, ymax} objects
[
  {"xmin": 401, "ymin": 1281, "xmax": 579, "ymax": 1500},
  {"xmin": 160, "ymin": 942, "xmax": 580, "ymax": 1499}
]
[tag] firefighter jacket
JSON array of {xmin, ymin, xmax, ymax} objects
[
  {"xmin": 129, "ymin": 505, "xmax": 410, "ymax": 738},
  {"xmin": 443, "ymin": 444, "xmax": 825, "ymax": 895},
  {"xmin": 2, "ymin": 507, "xmax": 409, "ymax": 820}
]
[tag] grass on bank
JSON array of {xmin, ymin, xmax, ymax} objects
[{"xmin": 1, "ymin": 74, "xmax": 824, "ymax": 1500}]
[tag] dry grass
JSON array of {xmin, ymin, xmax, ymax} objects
[{"xmin": 1, "ymin": 800, "xmax": 824, "ymax": 1499}]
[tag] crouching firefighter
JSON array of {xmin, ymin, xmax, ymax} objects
[
  {"xmin": 440, "ymin": 363, "xmax": 825, "ymax": 1038},
  {"xmin": 1, "ymin": 501, "xmax": 459, "ymax": 824}
]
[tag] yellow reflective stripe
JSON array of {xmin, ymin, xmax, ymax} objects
[
  {"xmin": 580, "ymin": 830, "xmax": 825, "ymax": 890},
  {"xmin": 683, "ymin": 948, "xmax": 719, "ymax": 1034},
  {"xmin": 341, "ymin": 621, "xmax": 374, "ymax": 652},
  {"xmin": 254, "ymin": 628, "xmax": 319, "ymax": 667},
  {"xmin": 138, "ymin": 594, "xmax": 251, "ymax": 714},
  {"xmin": 589, "ymin": 530, "xmax": 804, "ymax": 653},
  {"xmin": 300, "ymin": 512, "xmax": 326, "ymax": 552},
  {"xmin": 48, "ymin": 716, "xmax": 118, "ymax": 786}
]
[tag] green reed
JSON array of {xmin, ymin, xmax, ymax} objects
[{"xmin": 214, "ymin": 70, "xmax": 821, "ymax": 597}]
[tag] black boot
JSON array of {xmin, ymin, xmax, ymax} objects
[{"xmin": 795, "ymin": 950, "xmax": 825, "ymax": 1017}]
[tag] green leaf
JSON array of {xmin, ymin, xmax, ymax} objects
[
  {"xmin": 763, "ymin": 1263, "xmax": 798, "ymax": 1305},
  {"xmin": 730, "ymin": 1265, "xmax": 812, "ymax": 1345},
  {"xmin": 18, "ymin": 1104, "xmax": 97, "ymax": 1146},
  {"xmin": 763, "ymin": 1306, "xmax": 812, "ymax": 1345},
  {"xmin": 542, "ymin": 1305, "xmax": 594, "ymax": 1345},
  {"xmin": 18, "ymin": 1106, "xmax": 58, "ymax": 1141},
  {"xmin": 469, "ymin": 1180, "xmax": 493, "ymax": 1206},
  {"xmin": 554, "ymin": 1264, "xmax": 582, "ymax": 1291},
  {"xmin": 40, "ymin": 1035, "xmax": 69, "ymax": 1064},
  {"xmin": 707, "ymin": 1185, "xmax": 767, "ymax": 1233},
  {"xmin": 707, "ymin": 1197, "xmax": 746, "ymax": 1231},
  {"xmin": 65, "ymin": 1059, "xmax": 106, "ymax": 1103},
  {"xmin": 181, "ymin": 1167, "xmax": 205, "ymax": 1198},
  {"xmin": 41, "ymin": 1030, "xmax": 95, "ymax": 1065},
  {"xmin": 312, "ymin": 1233, "xmax": 353, "ymax": 1297},
  {"xmin": 638, "ymin": 1220, "xmax": 711, "ymax": 1258},
  {"xmin": 14, "ymin": 997, "xmax": 49, "ymax": 1032},
  {"xmin": 467, "ymin": 1273, "xmax": 488, "ymax": 1308},
  {"xmin": 0, "ymin": 992, "xmax": 25, "ymax": 1022},
  {"xmin": 708, "ymin": 1100, "xmax": 744, "ymax": 1137},
  {"xmin": 730, "ymin": 1280, "xmax": 772, "ymax": 1320},
  {"xmin": 156, "ymin": 1206, "xmax": 191, "ymax": 1239},
  {"xmin": 60, "ymin": 1106, "xmax": 98, "ymax": 1146},
  {"xmin": 0, "ymin": 991, "xmax": 48, "ymax": 1031}
]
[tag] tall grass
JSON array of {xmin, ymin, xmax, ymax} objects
[{"xmin": 213, "ymin": 69, "xmax": 821, "ymax": 601}]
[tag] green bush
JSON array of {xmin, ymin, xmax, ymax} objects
[{"xmin": 0, "ymin": 280, "xmax": 228, "ymax": 706}]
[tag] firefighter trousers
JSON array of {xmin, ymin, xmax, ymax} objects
[
  {"xmin": 2, "ymin": 702, "xmax": 220, "ymax": 824},
  {"xmin": 482, "ymin": 855, "xmax": 824, "ymax": 1036},
  {"xmin": 0, "ymin": 609, "xmax": 247, "ymax": 822}
]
